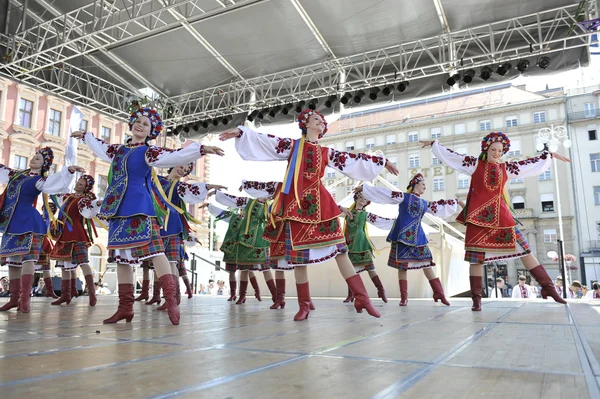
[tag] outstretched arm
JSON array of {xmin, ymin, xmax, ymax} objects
[
  {"xmin": 327, "ymin": 149, "xmax": 393, "ymax": 181},
  {"xmin": 505, "ymin": 151, "xmax": 564, "ymax": 179},
  {"xmin": 214, "ymin": 191, "xmax": 248, "ymax": 209},
  {"xmin": 241, "ymin": 180, "xmax": 280, "ymax": 198},
  {"xmin": 36, "ymin": 166, "xmax": 84, "ymax": 195},
  {"xmin": 145, "ymin": 143, "xmax": 223, "ymax": 168},
  {"xmin": 202, "ymin": 203, "xmax": 233, "ymax": 222},
  {"xmin": 360, "ymin": 184, "xmax": 405, "ymax": 205},
  {"xmin": 426, "ymin": 198, "xmax": 460, "ymax": 220},
  {"xmin": 78, "ymin": 196, "xmax": 102, "ymax": 219},
  {"xmin": 425, "ymin": 140, "xmax": 478, "ymax": 176},
  {"xmin": 72, "ymin": 131, "xmax": 120, "ymax": 163},
  {"xmin": 366, "ymin": 213, "xmax": 396, "ymax": 230},
  {"xmin": 220, "ymin": 126, "xmax": 293, "ymax": 161},
  {"xmin": 0, "ymin": 164, "xmax": 13, "ymax": 185}
]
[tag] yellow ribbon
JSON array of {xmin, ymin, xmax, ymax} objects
[
  {"xmin": 151, "ymin": 169, "xmax": 185, "ymax": 223},
  {"xmin": 93, "ymin": 217, "xmax": 108, "ymax": 230},
  {"xmin": 292, "ymin": 137, "xmax": 304, "ymax": 208},
  {"xmin": 163, "ymin": 179, "xmax": 178, "ymax": 230},
  {"xmin": 244, "ymin": 199, "xmax": 257, "ymax": 235},
  {"xmin": 43, "ymin": 194, "xmax": 61, "ymax": 237}
]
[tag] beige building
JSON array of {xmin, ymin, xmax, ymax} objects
[{"xmin": 322, "ymin": 83, "xmax": 578, "ymax": 286}]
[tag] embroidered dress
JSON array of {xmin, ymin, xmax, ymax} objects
[
  {"xmin": 344, "ymin": 209, "xmax": 394, "ymax": 273},
  {"xmin": 362, "ymin": 184, "xmax": 458, "ymax": 271},
  {"xmin": 0, "ymin": 166, "xmax": 75, "ymax": 266},
  {"xmin": 80, "ymin": 133, "xmax": 206, "ymax": 264},
  {"xmin": 207, "ymin": 203, "xmax": 242, "ymax": 271},
  {"xmin": 432, "ymin": 141, "xmax": 552, "ymax": 263},
  {"xmin": 234, "ymin": 127, "xmax": 386, "ymax": 269}
]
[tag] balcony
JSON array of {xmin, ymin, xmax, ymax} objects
[
  {"xmin": 513, "ymin": 208, "xmax": 534, "ymax": 219},
  {"xmin": 567, "ymin": 110, "xmax": 600, "ymax": 122},
  {"xmin": 582, "ymin": 240, "xmax": 600, "ymax": 253}
]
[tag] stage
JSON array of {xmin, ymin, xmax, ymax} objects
[{"xmin": 0, "ymin": 296, "xmax": 598, "ymax": 398}]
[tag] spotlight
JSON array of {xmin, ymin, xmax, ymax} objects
[
  {"xmin": 480, "ymin": 66, "xmax": 493, "ymax": 81},
  {"xmin": 183, "ymin": 125, "xmax": 190, "ymax": 134},
  {"xmin": 268, "ymin": 106, "xmax": 281, "ymax": 118},
  {"xmin": 247, "ymin": 110, "xmax": 259, "ymax": 122},
  {"xmin": 446, "ymin": 73, "xmax": 461, "ymax": 87},
  {"xmin": 192, "ymin": 123, "xmax": 199, "ymax": 132},
  {"xmin": 537, "ymin": 56, "xmax": 550, "ymax": 70},
  {"xmin": 308, "ymin": 99, "xmax": 318, "ymax": 110},
  {"xmin": 516, "ymin": 59, "xmax": 530, "ymax": 73},
  {"xmin": 201, "ymin": 121, "xmax": 209, "ymax": 129},
  {"xmin": 496, "ymin": 63, "xmax": 512, "ymax": 76},
  {"xmin": 397, "ymin": 81, "xmax": 409, "ymax": 92},
  {"xmin": 282, "ymin": 104, "xmax": 292, "ymax": 115},
  {"xmin": 353, "ymin": 90, "xmax": 365, "ymax": 103},
  {"xmin": 211, "ymin": 119, "xmax": 218, "ymax": 126},
  {"xmin": 257, "ymin": 110, "xmax": 265, "ymax": 120},
  {"xmin": 462, "ymin": 69, "xmax": 475, "ymax": 84},
  {"xmin": 175, "ymin": 125, "xmax": 183, "ymax": 134},
  {"xmin": 381, "ymin": 85, "xmax": 392, "ymax": 96},
  {"xmin": 340, "ymin": 92, "xmax": 352, "ymax": 105},
  {"xmin": 369, "ymin": 87, "xmax": 380, "ymax": 101},
  {"xmin": 295, "ymin": 100, "xmax": 306, "ymax": 113},
  {"xmin": 222, "ymin": 116, "xmax": 230, "ymax": 125},
  {"xmin": 324, "ymin": 95, "xmax": 337, "ymax": 108}
]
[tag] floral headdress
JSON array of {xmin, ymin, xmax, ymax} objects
[
  {"xmin": 38, "ymin": 147, "xmax": 54, "ymax": 176},
  {"xmin": 352, "ymin": 190, "xmax": 370, "ymax": 207},
  {"xmin": 406, "ymin": 173, "xmax": 424, "ymax": 193},
  {"xmin": 128, "ymin": 107, "xmax": 163, "ymax": 139},
  {"xmin": 480, "ymin": 131, "xmax": 511, "ymax": 155},
  {"xmin": 81, "ymin": 174, "xmax": 95, "ymax": 193},
  {"xmin": 297, "ymin": 109, "xmax": 328, "ymax": 138}
]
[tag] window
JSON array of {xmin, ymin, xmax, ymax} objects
[
  {"xmin": 408, "ymin": 131, "xmax": 419, "ymax": 142},
  {"xmin": 507, "ymin": 139, "xmax": 521, "ymax": 156},
  {"xmin": 365, "ymin": 138, "xmax": 375, "ymax": 148},
  {"xmin": 592, "ymin": 153, "xmax": 600, "ymax": 172},
  {"xmin": 386, "ymin": 134, "xmax": 396, "ymax": 145},
  {"xmin": 326, "ymin": 171, "xmax": 336, "ymax": 178},
  {"xmin": 595, "ymin": 186, "xmax": 600, "ymax": 206},
  {"xmin": 544, "ymin": 229, "xmax": 557, "ymax": 243},
  {"xmin": 506, "ymin": 116, "xmax": 518, "ymax": 127},
  {"xmin": 409, "ymin": 155, "xmax": 420, "ymax": 168},
  {"xmin": 13, "ymin": 155, "xmax": 28, "ymax": 169},
  {"xmin": 388, "ymin": 156, "xmax": 398, "ymax": 167},
  {"xmin": 80, "ymin": 119, "xmax": 88, "ymax": 132},
  {"xmin": 457, "ymin": 173, "xmax": 470, "ymax": 189},
  {"xmin": 510, "ymin": 178, "xmax": 524, "ymax": 184},
  {"xmin": 433, "ymin": 177, "xmax": 445, "ymax": 191},
  {"xmin": 97, "ymin": 175, "xmax": 108, "ymax": 199},
  {"xmin": 430, "ymin": 127, "xmax": 441, "ymax": 139},
  {"xmin": 512, "ymin": 196, "xmax": 525, "ymax": 210},
  {"xmin": 454, "ymin": 123, "xmax": 466, "ymax": 135},
  {"xmin": 585, "ymin": 102, "xmax": 597, "ymax": 118},
  {"xmin": 539, "ymin": 170, "xmax": 552, "ymax": 181},
  {"xmin": 479, "ymin": 120, "xmax": 491, "ymax": 131},
  {"xmin": 48, "ymin": 109, "xmax": 62, "ymax": 136},
  {"xmin": 345, "ymin": 141, "xmax": 354, "ymax": 151},
  {"xmin": 533, "ymin": 111, "xmax": 546, "ymax": 124},
  {"xmin": 589, "ymin": 130, "xmax": 597, "ymax": 141},
  {"xmin": 101, "ymin": 127, "xmax": 111, "ymax": 142},
  {"xmin": 432, "ymin": 155, "xmax": 442, "ymax": 165},
  {"xmin": 541, "ymin": 193, "xmax": 554, "ymax": 212},
  {"xmin": 18, "ymin": 98, "xmax": 34, "ymax": 128}
]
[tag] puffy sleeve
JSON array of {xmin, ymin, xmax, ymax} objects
[
  {"xmin": 35, "ymin": 167, "xmax": 76, "ymax": 195},
  {"xmin": 207, "ymin": 203, "xmax": 231, "ymax": 222},
  {"xmin": 145, "ymin": 142, "xmax": 205, "ymax": 168},
  {"xmin": 362, "ymin": 184, "xmax": 405, "ymax": 205},
  {"xmin": 241, "ymin": 179, "xmax": 279, "ymax": 198},
  {"xmin": 505, "ymin": 151, "xmax": 552, "ymax": 179},
  {"xmin": 0, "ymin": 164, "xmax": 13, "ymax": 185},
  {"xmin": 78, "ymin": 196, "xmax": 102, "ymax": 219},
  {"xmin": 80, "ymin": 132, "xmax": 121, "ymax": 163},
  {"xmin": 235, "ymin": 126, "xmax": 293, "ymax": 161},
  {"xmin": 431, "ymin": 140, "xmax": 478, "ymax": 176},
  {"xmin": 177, "ymin": 181, "xmax": 210, "ymax": 204},
  {"xmin": 366, "ymin": 213, "xmax": 395, "ymax": 230},
  {"xmin": 426, "ymin": 198, "xmax": 459, "ymax": 219},
  {"xmin": 215, "ymin": 191, "xmax": 248, "ymax": 209},
  {"xmin": 328, "ymin": 149, "xmax": 386, "ymax": 181}
]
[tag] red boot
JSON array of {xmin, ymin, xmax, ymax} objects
[
  {"xmin": 146, "ymin": 281, "xmax": 162, "ymax": 305},
  {"xmin": 228, "ymin": 280, "xmax": 237, "ymax": 302},
  {"xmin": 307, "ymin": 283, "xmax": 316, "ymax": 310},
  {"xmin": 85, "ymin": 274, "xmax": 97, "ymax": 306},
  {"xmin": 0, "ymin": 279, "xmax": 20, "ymax": 311},
  {"xmin": 399, "ymin": 280, "xmax": 408, "ymax": 306},
  {"xmin": 18, "ymin": 274, "xmax": 34, "ymax": 313},
  {"xmin": 44, "ymin": 277, "xmax": 59, "ymax": 299},
  {"xmin": 294, "ymin": 282, "xmax": 312, "ymax": 321},
  {"xmin": 51, "ymin": 278, "xmax": 71, "ymax": 305},
  {"xmin": 347, "ymin": 275, "xmax": 380, "ymax": 318},
  {"xmin": 71, "ymin": 278, "xmax": 79, "ymax": 298},
  {"xmin": 182, "ymin": 277, "xmax": 193, "ymax": 299},
  {"xmin": 429, "ymin": 278, "xmax": 450, "ymax": 306},
  {"xmin": 529, "ymin": 265, "xmax": 567, "ymax": 304},
  {"xmin": 103, "ymin": 284, "xmax": 134, "ymax": 324},
  {"xmin": 157, "ymin": 276, "xmax": 178, "ymax": 310},
  {"xmin": 469, "ymin": 276, "xmax": 482, "ymax": 311},
  {"xmin": 249, "ymin": 276, "xmax": 261, "ymax": 301},
  {"xmin": 270, "ymin": 279, "xmax": 286, "ymax": 309},
  {"xmin": 343, "ymin": 287, "xmax": 354, "ymax": 303},
  {"xmin": 371, "ymin": 275, "xmax": 388, "ymax": 303},
  {"xmin": 266, "ymin": 279, "xmax": 277, "ymax": 303},
  {"xmin": 236, "ymin": 281, "xmax": 248, "ymax": 304},
  {"xmin": 159, "ymin": 275, "xmax": 180, "ymax": 325},
  {"xmin": 134, "ymin": 280, "xmax": 150, "ymax": 301}
]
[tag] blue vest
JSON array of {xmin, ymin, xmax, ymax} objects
[
  {"xmin": 158, "ymin": 176, "xmax": 185, "ymax": 237},
  {"xmin": 387, "ymin": 193, "xmax": 429, "ymax": 247},
  {"xmin": 0, "ymin": 173, "xmax": 45, "ymax": 235}
]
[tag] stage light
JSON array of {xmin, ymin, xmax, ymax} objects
[
  {"xmin": 201, "ymin": 121, "xmax": 209, "ymax": 129},
  {"xmin": 183, "ymin": 125, "xmax": 190, "ymax": 133},
  {"xmin": 192, "ymin": 124, "xmax": 199, "ymax": 132},
  {"xmin": 462, "ymin": 69, "xmax": 475, "ymax": 84},
  {"xmin": 480, "ymin": 66, "xmax": 493, "ymax": 81},
  {"xmin": 381, "ymin": 85, "xmax": 392, "ymax": 96},
  {"xmin": 324, "ymin": 95, "xmax": 337, "ymax": 108},
  {"xmin": 212, "ymin": 119, "xmax": 219, "ymax": 126},
  {"xmin": 446, "ymin": 73, "xmax": 461, "ymax": 87},
  {"xmin": 268, "ymin": 106, "xmax": 281, "ymax": 118},
  {"xmin": 295, "ymin": 100, "xmax": 306, "ymax": 113},
  {"xmin": 282, "ymin": 104, "xmax": 292, "ymax": 115},
  {"xmin": 516, "ymin": 59, "xmax": 530, "ymax": 73},
  {"xmin": 257, "ymin": 110, "xmax": 265, "ymax": 120},
  {"xmin": 537, "ymin": 56, "xmax": 550, "ymax": 69},
  {"xmin": 397, "ymin": 81, "xmax": 409, "ymax": 92},
  {"xmin": 369, "ymin": 87, "xmax": 380, "ymax": 101},
  {"xmin": 353, "ymin": 90, "xmax": 365, "ymax": 103},
  {"xmin": 496, "ymin": 63, "xmax": 512, "ymax": 76},
  {"xmin": 247, "ymin": 110, "xmax": 259, "ymax": 122},
  {"xmin": 340, "ymin": 92, "xmax": 352, "ymax": 105},
  {"xmin": 308, "ymin": 99, "xmax": 318, "ymax": 110},
  {"xmin": 175, "ymin": 125, "xmax": 183, "ymax": 133},
  {"xmin": 222, "ymin": 116, "xmax": 230, "ymax": 125}
]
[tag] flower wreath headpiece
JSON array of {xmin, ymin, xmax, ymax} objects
[
  {"xmin": 38, "ymin": 147, "xmax": 54, "ymax": 175},
  {"xmin": 297, "ymin": 109, "xmax": 328, "ymax": 138},
  {"xmin": 406, "ymin": 173, "xmax": 424, "ymax": 193},
  {"xmin": 81, "ymin": 174, "xmax": 95, "ymax": 193},
  {"xmin": 128, "ymin": 107, "xmax": 163, "ymax": 139},
  {"xmin": 480, "ymin": 131, "xmax": 511, "ymax": 154}
]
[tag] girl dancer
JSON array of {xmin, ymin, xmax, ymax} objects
[
  {"xmin": 423, "ymin": 132, "xmax": 569, "ymax": 310},
  {"xmin": 72, "ymin": 107, "xmax": 224, "ymax": 324},
  {"xmin": 358, "ymin": 175, "xmax": 461, "ymax": 306},
  {"xmin": 220, "ymin": 109, "xmax": 398, "ymax": 321}
]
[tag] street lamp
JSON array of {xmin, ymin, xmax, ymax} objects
[{"xmin": 537, "ymin": 125, "xmax": 572, "ymax": 299}]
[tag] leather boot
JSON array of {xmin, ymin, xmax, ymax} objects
[
  {"xmin": 266, "ymin": 279, "xmax": 277, "ymax": 303},
  {"xmin": 146, "ymin": 281, "xmax": 162, "ymax": 305},
  {"xmin": 470, "ymin": 276, "xmax": 482, "ymax": 311},
  {"xmin": 85, "ymin": 274, "xmax": 97, "ymax": 306},
  {"xmin": 134, "ymin": 280, "xmax": 150, "ymax": 301},
  {"xmin": 52, "ymin": 278, "xmax": 71, "ymax": 305},
  {"xmin": 44, "ymin": 277, "xmax": 59, "ymax": 299},
  {"xmin": 71, "ymin": 278, "xmax": 79, "ymax": 298},
  {"xmin": 228, "ymin": 280, "xmax": 237, "ymax": 302},
  {"xmin": 429, "ymin": 278, "xmax": 450, "ymax": 306},
  {"xmin": 249, "ymin": 276, "xmax": 261, "ymax": 301},
  {"xmin": 0, "ymin": 279, "xmax": 21, "ymax": 311},
  {"xmin": 346, "ymin": 275, "xmax": 380, "ymax": 318},
  {"xmin": 293, "ymin": 282, "xmax": 312, "ymax": 321},
  {"xmin": 236, "ymin": 281, "xmax": 248, "ymax": 304},
  {"xmin": 103, "ymin": 284, "xmax": 134, "ymax": 324},
  {"xmin": 371, "ymin": 275, "xmax": 388, "ymax": 303},
  {"xmin": 157, "ymin": 276, "xmax": 178, "ymax": 310},
  {"xmin": 18, "ymin": 274, "xmax": 34, "ymax": 313},
  {"xmin": 343, "ymin": 286, "xmax": 354, "ymax": 303},
  {"xmin": 182, "ymin": 276, "xmax": 193, "ymax": 299},
  {"xmin": 176, "ymin": 277, "xmax": 181, "ymax": 305},
  {"xmin": 529, "ymin": 265, "xmax": 567, "ymax": 304},
  {"xmin": 307, "ymin": 283, "xmax": 315, "ymax": 310},
  {"xmin": 270, "ymin": 278, "xmax": 286, "ymax": 309},
  {"xmin": 399, "ymin": 280, "xmax": 408, "ymax": 306},
  {"xmin": 159, "ymin": 275, "xmax": 180, "ymax": 325}
]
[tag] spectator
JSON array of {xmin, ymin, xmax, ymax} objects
[
  {"xmin": 555, "ymin": 276, "xmax": 564, "ymax": 297},
  {"xmin": 216, "ymin": 280, "xmax": 229, "ymax": 296},
  {"xmin": 568, "ymin": 281, "xmax": 583, "ymax": 299},
  {"xmin": 529, "ymin": 279, "xmax": 540, "ymax": 298},
  {"xmin": 489, "ymin": 278, "xmax": 504, "ymax": 298},
  {"xmin": 512, "ymin": 275, "xmax": 535, "ymax": 299},
  {"xmin": 585, "ymin": 282, "xmax": 600, "ymax": 300},
  {"xmin": 33, "ymin": 278, "xmax": 46, "ymax": 297},
  {"xmin": 0, "ymin": 277, "xmax": 10, "ymax": 297},
  {"xmin": 505, "ymin": 281, "xmax": 513, "ymax": 297},
  {"xmin": 207, "ymin": 279, "xmax": 217, "ymax": 295},
  {"xmin": 198, "ymin": 284, "xmax": 206, "ymax": 295}
]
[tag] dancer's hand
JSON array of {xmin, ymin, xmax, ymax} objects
[
  {"xmin": 96, "ymin": 200, "xmax": 103, "ymax": 206},
  {"xmin": 458, "ymin": 199, "xmax": 466, "ymax": 208},
  {"xmin": 208, "ymin": 184, "xmax": 227, "ymax": 191},
  {"xmin": 385, "ymin": 161, "xmax": 399, "ymax": 175},
  {"xmin": 257, "ymin": 197, "xmax": 267, "ymax": 203},
  {"xmin": 68, "ymin": 165, "xmax": 85, "ymax": 173},
  {"xmin": 419, "ymin": 140, "xmax": 433, "ymax": 148},
  {"xmin": 339, "ymin": 206, "xmax": 353, "ymax": 220},
  {"xmin": 206, "ymin": 190, "xmax": 217, "ymax": 199},
  {"xmin": 71, "ymin": 131, "xmax": 84, "ymax": 139},
  {"xmin": 203, "ymin": 145, "xmax": 225, "ymax": 156},
  {"xmin": 219, "ymin": 128, "xmax": 242, "ymax": 141},
  {"xmin": 552, "ymin": 153, "xmax": 571, "ymax": 163}
]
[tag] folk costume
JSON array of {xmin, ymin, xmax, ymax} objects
[
  {"xmin": 362, "ymin": 180, "xmax": 458, "ymax": 306},
  {"xmin": 430, "ymin": 132, "xmax": 566, "ymax": 310}
]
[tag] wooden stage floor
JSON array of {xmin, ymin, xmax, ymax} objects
[{"xmin": 0, "ymin": 296, "xmax": 598, "ymax": 398}]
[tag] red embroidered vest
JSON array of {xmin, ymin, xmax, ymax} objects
[{"xmin": 58, "ymin": 194, "xmax": 92, "ymax": 243}]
